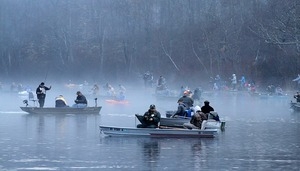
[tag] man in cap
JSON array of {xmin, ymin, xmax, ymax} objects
[
  {"xmin": 36, "ymin": 82, "xmax": 51, "ymax": 108},
  {"xmin": 201, "ymin": 100, "xmax": 220, "ymax": 121},
  {"xmin": 137, "ymin": 104, "xmax": 161, "ymax": 128},
  {"xmin": 201, "ymin": 100, "xmax": 214, "ymax": 114}
]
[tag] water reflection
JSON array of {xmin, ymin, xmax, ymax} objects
[
  {"xmin": 191, "ymin": 141, "xmax": 203, "ymax": 169},
  {"xmin": 141, "ymin": 139, "xmax": 160, "ymax": 168},
  {"xmin": 23, "ymin": 113, "xmax": 100, "ymax": 142},
  {"xmin": 1, "ymin": 88, "xmax": 300, "ymax": 170}
]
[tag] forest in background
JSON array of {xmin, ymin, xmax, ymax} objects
[{"xmin": 0, "ymin": 0, "xmax": 299, "ymax": 89}]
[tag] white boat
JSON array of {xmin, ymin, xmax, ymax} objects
[{"xmin": 99, "ymin": 125, "xmax": 218, "ymax": 138}]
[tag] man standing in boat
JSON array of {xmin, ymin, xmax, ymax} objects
[
  {"xmin": 137, "ymin": 104, "xmax": 161, "ymax": 128},
  {"xmin": 36, "ymin": 82, "xmax": 51, "ymax": 108}
]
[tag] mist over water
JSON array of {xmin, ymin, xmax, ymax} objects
[{"xmin": 0, "ymin": 82, "xmax": 300, "ymax": 170}]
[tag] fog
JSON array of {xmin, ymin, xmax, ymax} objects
[{"xmin": 0, "ymin": 0, "xmax": 299, "ymax": 90}]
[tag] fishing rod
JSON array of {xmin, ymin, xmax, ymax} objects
[{"xmin": 44, "ymin": 66, "xmax": 50, "ymax": 82}]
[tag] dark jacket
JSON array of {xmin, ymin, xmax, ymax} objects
[
  {"xmin": 190, "ymin": 112, "xmax": 207, "ymax": 128},
  {"xmin": 142, "ymin": 110, "xmax": 161, "ymax": 127},
  {"xmin": 36, "ymin": 85, "xmax": 51, "ymax": 100},
  {"xmin": 201, "ymin": 104, "xmax": 214, "ymax": 114},
  {"xmin": 75, "ymin": 94, "xmax": 87, "ymax": 104},
  {"xmin": 178, "ymin": 95, "xmax": 194, "ymax": 109},
  {"xmin": 173, "ymin": 103, "xmax": 187, "ymax": 117}
]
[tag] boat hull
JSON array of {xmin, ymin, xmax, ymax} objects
[
  {"xmin": 99, "ymin": 125, "xmax": 217, "ymax": 138},
  {"xmin": 20, "ymin": 106, "xmax": 101, "ymax": 114}
]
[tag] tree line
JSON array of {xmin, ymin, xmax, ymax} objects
[{"xmin": 0, "ymin": 0, "xmax": 299, "ymax": 89}]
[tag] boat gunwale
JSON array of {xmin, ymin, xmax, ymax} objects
[{"xmin": 20, "ymin": 106, "xmax": 102, "ymax": 114}]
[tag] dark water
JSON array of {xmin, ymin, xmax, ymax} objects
[{"xmin": 0, "ymin": 89, "xmax": 300, "ymax": 171}]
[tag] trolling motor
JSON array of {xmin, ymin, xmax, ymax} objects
[{"xmin": 94, "ymin": 98, "xmax": 98, "ymax": 107}]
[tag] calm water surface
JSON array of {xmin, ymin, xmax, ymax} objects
[{"xmin": 0, "ymin": 90, "xmax": 299, "ymax": 171}]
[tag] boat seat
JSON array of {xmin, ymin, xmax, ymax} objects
[{"xmin": 28, "ymin": 92, "xmax": 37, "ymax": 106}]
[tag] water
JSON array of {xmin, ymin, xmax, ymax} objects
[{"xmin": 0, "ymin": 89, "xmax": 300, "ymax": 171}]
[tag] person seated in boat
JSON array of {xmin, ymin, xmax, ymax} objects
[
  {"xmin": 294, "ymin": 92, "xmax": 300, "ymax": 103},
  {"xmin": 137, "ymin": 104, "xmax": 161, "ymax": 128},
  {"xmin": 178, "ymin": 90, "xmax": 194, "ymax": 109},
  {"xmin": 201, "ymin": 100, "xmax": 214, "ymax": 117},
  {"xmin": 55, "ymin": 95, "xmax": 69, "ymax": 107},
  {"xmin": 171, "ymin": 99, "xmax": 187, "ymax": 118},
  {"xmin": 183, "ymin": 110, "xmax": 207, "ymax": 130},
  {"xmin": 201, "ymin": 100, "xmax": 214, "ymax": 113},
  {"xmin": 156, "ymin": 75, "xmax": 167, "ymax": 93},
  {"xmin": 201, "ymin": 101, "xmax": 220, "ymax": 121},
  {"xmin": 72, "ymin": 91, "xmax": 88, "ymax": 108},
  {"xmin": 275, "ymin": 85, "xmax": 284, "ymax": 96},
  {"xmin": 91, "ymin": 84, "xmax": 100, "ymax": 95}
]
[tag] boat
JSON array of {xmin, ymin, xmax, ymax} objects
[
  {"xmin": 249, "ymin": 91, "xmax": 288, "ymax": 99},
  {"xmin": 20, "ymin": 106, "xmax": 102, "ymax": 114},
  {"xmin": 290, "ymin": 101, "xmax": 300, "ymax": 112},
  {"xmin": 99, "ymin": 125, "xmax": 218, "ymax": 138},
  {"xmin": 135, "ymin": 114, "xmax": 225, "ymax": 130},
  {"xmin": 20, "ymin": 99, "xmax": 101, "ymax": 114},
  {"xmin": 105, "ymin": 99, "xmax": 129, "ymax": 104}
]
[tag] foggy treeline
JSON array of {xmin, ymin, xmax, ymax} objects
[{"xmin": 0, "ymin": 0, "xmax": 299, "ymax": 88}]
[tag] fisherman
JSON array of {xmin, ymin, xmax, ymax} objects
[
  {"xmin": 143, "ymin": 71, "xmax": 154, "ymax": 88},
  {"xmin": 183, "ymin": 110, "xmax": 207, "ymax": 129},
  {"xmin": 137, "ymin": 104, "xmax": 161, "ymax": 128},
  {"xmin": 294, "ymin": 92, "xmax": 300, "ymax": 103},
  {"xmin": 55, "ymin": 95, "xmax": 68, "ymax": 107},
  {"xmin": 91, "ymin": 84, "xmax": 100, "ymax": 95},
  {"xmin": 178, "ymin": 90, "xmax": 194, "ymax": 109},
  {"xmin": 201, "ymin": 100, "xmax": 220, "ymax": 121},
  {"xmin": 192, "ymin": 87, "xmax": 202, "ymax": 106},
  {"xmin": 231, "ymin": 74, "xmax": 237, "ymax": 90},
  {"xmin": 72, "ymin": 91, "xmax": 87, "ymax": 108},
  {"xmin": 36, "ymin": 82, "xmax": 51, "ymax": 108},
  {"xmin": 171, "ymin": 99, "xmax": 187, "ymax": 117}
]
